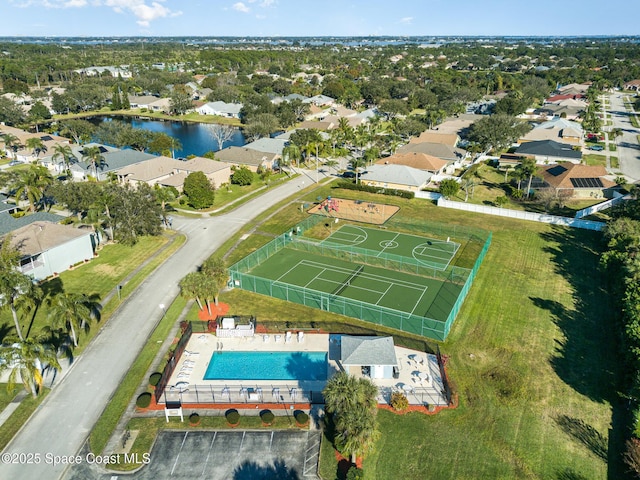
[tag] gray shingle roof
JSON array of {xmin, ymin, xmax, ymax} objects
[
  {"xmin": 515, "ymin": 140, "xmax": 582, "ymax": 160},
  {"xmin": 361, "ymin": 164, "xmax": 432, "ymax": 187},
  {"xmin": 0, "ymin": 212, "xmax": 65, "ymax": 237},
  {"xmin": 340, "ymin": 336, "xmax": 397, "ymax": 366}
]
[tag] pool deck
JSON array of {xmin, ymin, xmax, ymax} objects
[{"xmin": 162, "ymin": 333, "xmax": 448, "ymax": 407}]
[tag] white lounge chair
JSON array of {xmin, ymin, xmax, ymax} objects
[
  {"xmin": 275, "ymin": 334, "xmax": 282, "ymax": 343},
  {"xmin": 180, "ymin": 367, "xmax": 193, "ymax": 373},
  {"xmin": 184, "ymin": 350, "xmax": 200, "ymax": 357},
  {"xmin": 285, "ymin": 331, "xmax": 292, "ymax": 343},
  {"xmin": 297, "ymin": 331, "xmax": 305, "ymax": 343},
  {"xmin": 177, "ymin": 372, "xmax": 190, "ymax": 379},
  {"xmin": 263, "ymin": 335, "xmax": 270, "ymax": 343}
]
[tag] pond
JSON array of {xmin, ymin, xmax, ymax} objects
[{"xmin": 92, "ymin": 115, "xmax": 246, "ymax": 158}]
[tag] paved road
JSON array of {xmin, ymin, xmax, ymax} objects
[
  {"xmin": 607, "ymin": 93, "xmax": 640, "ymax": 181},
  {"xmin": 0, "ymin": 172, "xmax": 328, "ymax": 480}
]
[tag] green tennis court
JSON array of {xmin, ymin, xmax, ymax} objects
[
  {"xmin": 250, "ymin": 247, "xmax": 462, "ymax": 321},
  {"xmin": 322, "ymin": 225, "xmax": 459, "ymax": 270}
]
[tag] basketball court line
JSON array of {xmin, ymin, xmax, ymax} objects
[{"xmin": 376, "ymin": 233, "xmax": 400, "ymax": 257}]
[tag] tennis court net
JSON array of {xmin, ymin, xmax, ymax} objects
[{"xmin": 332, "ymin": 265, "xmax": 365, "ymax": 296}]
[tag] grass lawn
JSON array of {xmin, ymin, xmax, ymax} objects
[
  {"xmin": 609, "ymin": 143, "xmax": 617, "ymax": 152},
  {"xmin": 611, "ymin": 156, "xmax": 619, "ymax": 169},
  {"xmin": 582, "ymin": 154, "xmax": 607, "ymax": 167},
  {"xmin": 0, "ymin": 384, "xmax": 17, "ymax": 412},
  {"xmin": 0, "ymin": 388, "xmax": 49, "ymax": 451},
  {"xmin": 0, "ymin": 234, "xmax": 179, "ymax": 350},
  {"xmin": 216, "ymin": 189, "xmax": 618, "ymax": 480}
]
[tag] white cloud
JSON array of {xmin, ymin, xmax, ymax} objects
[
  {"xmin": 9, "ymin": 0, "xmax": 182, "ymax": 26},
  {"xmin": 259, "ymin": 0, "xmax": 275, "ymax": 6},
  {"xmin": 399, "ymin": 16, "xmax": 413, "ymax": 24},
  {"xmin": 232, "ymin": 2, "xmax": 250, "ymax": 13}
]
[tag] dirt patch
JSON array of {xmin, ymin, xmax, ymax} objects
[{"xmin": 307, "ymin": 197, "xmax": 399, "ymax": 225}]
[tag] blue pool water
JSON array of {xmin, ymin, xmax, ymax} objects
[{"xmin": 203, "ymin": 351, "xmax": 328, "ymax": 381}]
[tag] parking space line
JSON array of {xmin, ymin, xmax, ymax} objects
[
  {"xmin": 170, "ymin": 432, "xmax": 189, "ymax": 476},
  {"xmin": 200, "ymin": 432, "xmax": 217, "ymax": 478}
]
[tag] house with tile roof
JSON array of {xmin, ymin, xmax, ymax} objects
[
  {"xmin": 624, "ymin": 80, "xmax": 640, "ymax": 91},
  {"xmin": 7, "ymin": 221, "xmax": 94, "ymax": 281},
  {"xmin": 515, "ymin": 139, "xmax": 582, "ymax": 164},
  {"xmin": 0, "ymin": 125, "xmax": 71, "ymax": 164},
  {"xmin": 539, "ymin": 163, "xmax": 617, "ymax": 199},
  {"xmin": 360, "ymin": 164, "xmax": 432, "ymax": 192},
  {"xmin": 396, "ymin": 142, "xmax": 467, "ymax": 167},
  {"xmin": 409, "ymin": 131, "xmax": 460, "ymax": 148},
  {"xmin": 116, "ymin": 156, "xmax": 232, "ymax": 191},
  {"xmin": 376, "ymin": 152, "xmax": 448, "ymax": 175},
  {"xmin": 213, "ymin": 146, "xmax": 278, "ymax": 172}
]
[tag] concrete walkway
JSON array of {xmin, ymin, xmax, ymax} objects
[{"xmin": 0, "ymin": 170, "xmax": 331, "ymax": 480}]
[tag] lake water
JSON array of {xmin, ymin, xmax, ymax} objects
[{"xmin": 94, "ymin": 116, "xmax": 246, "ymax": 158}]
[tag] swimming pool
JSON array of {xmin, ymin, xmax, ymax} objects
[{"xmin": 203, "ymin": 351, "xmax": 328, "ymax": 381}]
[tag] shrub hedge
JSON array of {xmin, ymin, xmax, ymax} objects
[
  {"xmin": 136, "ymin": 392, "xmax": 151, "ymax": 408},
  {"xmin": 335, "ymin": 181, "xmax": 415, "ymax": 199}
]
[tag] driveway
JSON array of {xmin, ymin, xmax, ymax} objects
[
  {"xmin": 0, "ymin": 172, "xmax": 328, "ymax": 480},
  {"xmin": 63, "ymin": 430, "xmax": 321, "ymax": 480},
  {"xmin": 607, "ymin": 93, "xmax": 640, "ymax": 181}
]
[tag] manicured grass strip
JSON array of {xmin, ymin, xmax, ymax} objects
[
  {"xmin": 0, "ymin": 389, "xmax": 49, "ymax": 451},
  {"xmin": 0, "ymin": 384, "xmax": 17, "ymax": 413},
  {"xmin": 611, "ymin": 156, "xmax": 619, "ymax": 169},
  {"xmin": 89, "ymin": 297, "xmax": 187, "ymax": 456},
  {"xmin": 582, "ymin": 154, "xmax": 607, "ymax": 167},
  {"xmin": 609, "ymin": 143, "xmax": 617, "ymax": 152}
]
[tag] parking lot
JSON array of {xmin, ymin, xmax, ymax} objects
[{"xmin": 64, "ymin": 430, "xmax": 321, "ymax": 480}]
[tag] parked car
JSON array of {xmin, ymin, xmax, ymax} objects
[
  {"xmin": 588, "ymin": 145, "xmax": 604, "ymax": 151},
  {"xmin": 8, "ymin": 160, "xmax": 22, "ymax": 166}
]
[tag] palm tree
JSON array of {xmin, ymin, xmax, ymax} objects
[
  {"xmin": 324, "ymin": 159, "xmax": 339, "ymax": 174},
  {"xmin": 350, "ymin": 157, "xmax": 367, "ymax": 185},
  {"xmin": 2, "ymin": 133, "xmax": 21, "ymax": 161},
  {"xmin": 461, "ymin": 177, "xmax": 477, "ymax": 202},
  {"xmin": 0, "ymin": 240, "xmax": 42, "ymax": 341},
  {"xmin": 282, "ymin": 144, "xmax": 302, "ymax": 169},
  {"xmin": 518, "ymin": 158, "xmax": 539, "ymax": 199},
  {"xmin": 323, "ymin": 372, "xmax": 379, "ymax": 463},
  {"xmin": 25, "ymin": 137, "xmax": 45, "ymax": 159},
  {"xmin": 0, "ymin": 336, "xmax": 61, "ymax": 398},
  {"xmin": 47, "ymin": 292, "xmax": 102, "ymax": 347},
  {"xmin": 51, "ymin": 144, "xmax": 74, "ymax": 175},
  {"xmin": 179, "ymin": 271, "xmax": 206, "ymax": 312},
  {"xmin": 202, "ymin": 257, "xmax": 228, "ymax": 306},
  {"xmin": 12, "ymin": 164, "xmax": 54, "ymax": 212},
  {"xmin": 82, "ymin": 146, "xmax": 107, "ymax": 179}
]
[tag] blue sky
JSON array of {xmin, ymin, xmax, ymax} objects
[{"xmin": 2, "ymin": 0, "xmax": 638, "ymax": 37}]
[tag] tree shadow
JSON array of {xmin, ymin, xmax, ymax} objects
[
  {"xmin": 538, "ymin": 226, "xmax": 628, "ymax": 477},
  {"xmin": 285, "ymin": 351, "xmax": 328, "ymax": 381},
  {"xmin": 0, "ymin": 323, "xmax": 14, "ymax": 344},
  {"xmin": 555, "ymin": 414, "xmax": 607, "ymax": 460},
  {"xmin": 232, "ymin": 459, "xmax": 299, "ymax": 480},
  {"xmin": 555, "ymin": 467, "xmax": 590, "ymax": 480}
]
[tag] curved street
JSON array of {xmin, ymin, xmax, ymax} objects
[{"xmin": 0, "ymin": 171, "xmax": 328, "ymax": 480}]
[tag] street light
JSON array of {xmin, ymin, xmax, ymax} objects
[{"xmin": 159, "ymin": 303, "xmax": 166, "ymax": 317}]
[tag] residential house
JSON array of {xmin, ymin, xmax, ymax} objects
[
  {"xmin": 515, "ymin": 139, "xmax": 582, "ymax": 164},
  {"xmin": 396, "ymin": 142, "xmax": 467, "ymax": 167},
  {"xmin": 409, "ymin": 131, "xmax": 460, "ymax": 149},
  {"xmin": 8, "ymin": 221, "xmax": 94, "ymax": 281},
  {"xmin": 519, "ymin": 118, "xmax": 583, "ymax": 146},
  {"xmin": 214, "ymin": 146, "xmax": 278, "ymax": 172},
  {"xmin": 242, "ymin": 138, "xmax": 288, "ymax": 157},
  {"xmin": 360, "ymin": 164, "xmax": 432, "ymax": 192},
  {"xmin": 69, "ymin": 147, "xmax": 156, "ymax": 181},
  {"xmin": 0, "ymin": 194, "xmax": 17, "ymax": 215},
  {"xmin": 74, "ymin": 66, "xmax": 132, "ymax": 78},
  {"xmin": 196, "ymin": 101, "xmax": 243, "ymax": 118},
  {"xmin": 557, "ymin": 83, "xmax": 591, "ymax": 96},
  {"xmin": 127, "ymin": 95, "xmax": 171, "ymax": 113},
  {"xmin": 117, "ymin": 156, "xmax": 232, "ymax": 192},
  {"xmin": 623, "ymin": 80, "xmax": 640, "ymax": 91},
  {"xmin": 0, "ymin": 125, "xmax": 71, "ymax": 163},
  {"xmin": 339, "ymin": 336, "xmax": 398, "ymax": 380},
  {"xmin": 376, "ymin": 152, "xmax": 448, "ymax": 175},
  {"xmin": 538, "ymin": 163, "xmax": 617, "ymax": 199},
  {"xmin": 304, "ymin": 94, "xmax": 335, "ymax": 107}
]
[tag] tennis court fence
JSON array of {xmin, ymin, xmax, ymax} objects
[{"xmin": 229, "ymin": 217, "xmax": 492, "ymax": 341}]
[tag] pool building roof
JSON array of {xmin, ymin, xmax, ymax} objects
[{"xmin": 340, "ymin": 336, "xmax": 398, "ymax": 366}]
